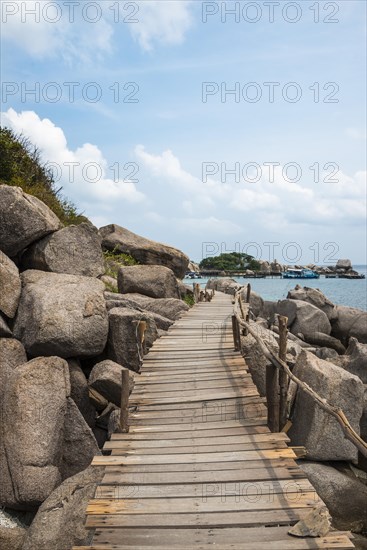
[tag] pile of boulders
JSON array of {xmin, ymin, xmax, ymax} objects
[
  {"xmin": 0, "ymin": 184, "xmax": 190, "ymax": 548},
  {"xmin": 209, "ymin": 277, "xmax": 367, "ymax": 536}
]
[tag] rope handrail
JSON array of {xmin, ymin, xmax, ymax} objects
[{"xmin": 233, "ymin": 288, "xmax": 367, "ymax": 459}]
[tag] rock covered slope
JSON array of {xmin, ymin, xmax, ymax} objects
[{"xmin": 0, "ymin": 183, "xmax": 191, "ymax": 549}]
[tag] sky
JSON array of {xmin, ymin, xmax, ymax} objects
[{"xmin": 1, "ymin": 0, "xmax": 366, "ymax": 265}]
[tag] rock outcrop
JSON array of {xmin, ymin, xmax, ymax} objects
[
  {"xmin": 107, "ymin": 308, "xmax": 155, "ymax": 372},
  {"xmin": 289, "ymin": 350, "xmax": 364, "ymax": 462},
  {"xmin": 287, "ymin": 286, "xmax": 336, "ymax": 321},
  {"xmin": 22, "ymin": 465, "xmax": 104, "ymax": 550},
  {"xmin": 0, "ymin": 357, "xmax": 70, "ymax": 509},
  {"xmin": 275, "ymin": 299, "xmax": 331, "ymax": 337},
  {"xmin": 68, "ymin": 359, "xmax": 96, "ymax": 428},
  {"xmin": 300, "ymin": 462, "xmax": 367, "ymax": 533},
  {"xmin": 331, "ymin": 305, "xmax": 367, "ymax": 344},
  {"xmin": 60, "ymin": 398, "xmax": 100, "ymax": 479},
  {"xmin": 89, "ymin": 359, "xmax": 135, "ymax": 406},
  {"xmin": 21, "ymin": 222, "xmax": 104, "ymax": 277},
  {"xmin": 118, "ymin": 264, "xmax": 180, "ymax": 299},
  {"xmin": 0, "ymin": 251, "xmax": 21, "ymax": 318},
  {"xmin": 99, "ymin": 223, "xmax": 189, "ymax": 278},
  {"xmin": 107, "ymin": 293, "xmax": 189, "ymax": 321},
  {"xmin": 14, "ymin": 270, "xmax": 108, "ymax": 357},
  {"xmin": 0, "ymin": 185, "xmax": 61, "ymax": 257}
]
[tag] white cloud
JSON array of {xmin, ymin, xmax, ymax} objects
[
  {"xmin": 1, "ymin": 1, "xmax": 113, "ymax": 62},
  {"xmin": 2, "ymin": 108, "xmax": 145, "ymax": 206},
  {"xmin": 1, "ymin": 0, "xmax": 194, "ymax": 60},
  {"xmin": 135, "ymin": 145, "xmax": 366, "ymax": 229},
  {"xmin": 130, "ymin": 1, "xmax": 194, "ymax": 51}
]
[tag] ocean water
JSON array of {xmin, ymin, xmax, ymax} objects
[{"xmin": 184, "ymin": 265, "xmax": 367, "ymax": 311}]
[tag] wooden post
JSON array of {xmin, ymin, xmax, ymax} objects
[
  {"xmin": 231, "ymin": 315, "xmax": 240, "ymax": 351},
  {"xmin": 138, "ymin": 321, "xmax": 147, "ymax": 345},
  {"xmin": 120, "ymin": 367, "xmax": 130, "ymax": 433},
  {"xmin": 245, "ymin": 284, "xmax": 251, "ymax": 322},
  {"xmin": 266, "ymin": 364, "xmax": 280, "ymax": 432},
  {"xmin": 278, "ymin": 315, "xmax": 289, "ymax": 430}
]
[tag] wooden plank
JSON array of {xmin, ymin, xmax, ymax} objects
[
  {"xmin": 107, "ymin": 432, "xmax": 288, "ymax": 448},
  {"xmin": 109, "ymin": 440, "xmax": 288, "ymax": 455},
  {"xmin": 127, "ymin": 417, "xmax": 269, "ymax": 432},
  {"xmin": 86, "ymin": 526, "xmax": 343, "ymax": 544},
  {"xmin": 110, "ymin": 424, "xmax": 271, "ymax": 440},
  {"xmin": 87, "ymin": 491, "xmax": 320, "ymax": 514},
  {"xmin": 99, "ymin": 458, "xmax": 300, "ymax": 475},
  {"xmin": 92, "ymin": 448, "xmax": 298, "ymax": 466},
  {"xmin": 76, "ymin": 533, "xmax": 354, "ymax": 549},
  {"xmin": 101, "ymin": 465, "xmax": 306, "ymax": 486},
  {"xmin": 95, "ymin": 479, "xmax": 314, "ymax": 499}
]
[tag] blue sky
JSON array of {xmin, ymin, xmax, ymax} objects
[{"xmin": 1, "ymin": 0, "xmax": 366, "ymax": 264}]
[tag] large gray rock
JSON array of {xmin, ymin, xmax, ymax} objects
[
  {"xmin": 276, "ymin": 299, "xmax": 331, "ymax": 337},
  {"xmin": 105, "ymin": 298, "xmax": 174, "ymax": 331},
  {"xmin": 99, "ymin": 223, "xmax": 189, "ymax": 278},
  {"xmin": 241, "ymin": 321, "xmax": 279, "ymax": 397},
  {"xmin": 337, "ymin": 338, "xmax": 367, "ymax": 383},
  {"xmin": 336, "ymin": 259, "xmax": 352, "ymax": 270},
  {"xmin": 240, "ymin": 288, "xmax": 264, "ymax": 318},
  {"xmin": 61, "ymin": 398, "xmax": 100, "ymax": 480},
  {"xmin": 21, "ymin": 222, "xmax": 104, "ymax": 277},
  {"xmin": 68, "ymin": 359, "xmax": 96, "ymax": 428},
  {"xmin": 0, "ymin": 251, "xmax": 21, "ymax": 318},
  {"xmin": 300, "ymin": 462, "xmax": 367, "ymax": 533},
  {"xmin": 0, "ymin": 356, "xmax": 70, "ymax": 509},
  {"xmin": 331, "ymin": 306, "xmax": 367, "ymax": 344},
  {"xmin": 289, "ymin": 350, "xmax": 364, "ymax": 462},
  {"xmin": 13, "ymin": 270, "xmax": 108, "ymax": 357},
  {"xmin": 107, "ymin": 308, "xmax": 154, "ymax": 372},
  {"xmin": 0, "ymin": 185, "xmax": 61, "ymax": 257},
  {"xmin": 0, "ymin": 313, "xmax": 12, "ymax": 337},
  {"xmin": 0, "ymin": 339, "xmax": 27, "ymax": 509},
  {"xmin": 125, "ymin": 294, "xmax": 189, "ymax": 321},
  {"xmin": 118, "ymin": 264, "xmax": 180, "ymax": 299},
  {"xmin": 0, "ymin": 338, "xmax": 27, "ymax": 400},
  {"xmin": 89, "ymin": 359, "xmax": 135, "ymax": 406},
  {"xmin": 287, "ymin": 286, "xmax": 336, "ymax": 321},
  {"xmin": 206, "ymin": 277, "xmax": 239, "ymax": 295},
  {"xmin": 302, "ymin": 331, "xmax": 346, "ymax": 354},
  {"xmin": 0, "ymin": 526, "xmax": 26, "ymax": 550},
  {"xmin": 22, "ymin": 465, "xmax": 104, "ymax": 550}
]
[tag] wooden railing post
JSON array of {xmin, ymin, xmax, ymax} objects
[
  {"xmin": 120, "ymin": 367, "xmax": 130, "ymax": 433},
  {"xmin": 266, "ymin": 364, "xmax": 280, "ymax": 432},
  {"xmin": 231, "ymin": 315, "xmax": 240, "ymax": 351},
  {"xmin": 245, "ymin": 284, "xmax": 251, "ymax": 322},
  {"xmin": 278, "ymin": 315, "xmax": 289, "ymax": 430}
]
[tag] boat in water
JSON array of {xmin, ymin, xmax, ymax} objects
[{"xmin": 282, "ymin": 268, "xmax": 320, "ymax": 279}]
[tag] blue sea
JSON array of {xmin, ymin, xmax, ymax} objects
[{"xmin": 184, "ymin": 266, "xmax": 367, "ymax": 311}]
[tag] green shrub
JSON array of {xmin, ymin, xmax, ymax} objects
[
  {"xmin": 0, "ymin": 127, "xmax": 87, "ymax": 226},
  {"xmin": 103, "ymin": 247, "xmax": 139, "ymax": 278},
  {"xmin": 183, "ymin": 294, "xmax": 195, "ymax": 307}
]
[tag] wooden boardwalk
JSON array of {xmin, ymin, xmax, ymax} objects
[{"xmin": 79, "ymin": 293, "xmax": 354, "ymax": 550}]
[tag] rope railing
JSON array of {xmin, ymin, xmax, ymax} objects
[{"xmin": 232, "ymin": 286, "xmax": 367, "ymax": 459}]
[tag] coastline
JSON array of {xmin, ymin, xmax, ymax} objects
[{"xmin": 184, "ymin": 266, "xmax": 367, "ymax": 311}]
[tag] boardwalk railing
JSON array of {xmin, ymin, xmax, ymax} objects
[{"xmin": 232, "ymin": 286, "xmax": 367, "ymax": 458}]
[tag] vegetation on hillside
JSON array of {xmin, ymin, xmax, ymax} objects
[
  {"xmin": 199, "ymin": 252, "xmax": 260, "ymax": 271},
  {"xmin": 103, "ymin": 247, "xmax": 139, "ymax": 279},
  {"xmin": 0, "ymin": 127, "xmax": 87, "ymax": 225}
]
